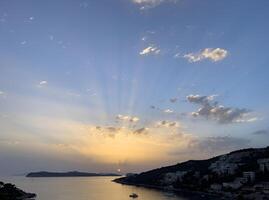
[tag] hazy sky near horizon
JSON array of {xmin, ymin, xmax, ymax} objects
[{"xmin": 0, "ymin": 0, "xmax": 269, "ymax": 175}]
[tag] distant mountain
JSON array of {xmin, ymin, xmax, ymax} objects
[
  {"xmin": 114, "ymin": 147, "xmax": 269, "ymax": 199},
  {"xmin": 26, "ymin": 171, "xmax": 121, "ymax": 177}
]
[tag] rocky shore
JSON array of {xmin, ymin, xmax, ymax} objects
[{"xmin": 0, "ymin": 181, "xmax": 36, "ymax": 200}]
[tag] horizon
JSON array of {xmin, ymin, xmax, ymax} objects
[{"xmin": 1, "ymin": 0, "xmax": 269, "ymax": 176}]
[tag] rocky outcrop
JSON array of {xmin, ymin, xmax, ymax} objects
[{"xmin": 0, "ymin": 182, "xmax": 36, "ymax": 200}]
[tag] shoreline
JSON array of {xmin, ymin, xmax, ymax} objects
[{"xmin": 113, "ymin": 178, "xmax": 227, "ymax": 199}]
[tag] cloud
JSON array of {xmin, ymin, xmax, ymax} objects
[
  {"xmin": 174, "ymin": 53, "xmax": 181, "ymax": 58},
  {"xmin": 116, "ymin": 114, "xmax": 140, "ymax": 123},
  {"xmin": 132, "ymin": 0, "xmax": 176, "ymax": 10},
  {"xmin": 186, "ymin": 94, "xmax": 256, "ymax": 124},
  {"xmin": 139, "ymin": 46, "xmax": 161, "ymax": 55},
  {"xmin": 184, "ymin": 48, "xmax": 228, "ymax": 62},
  {"xmin": 133, "ymin": 127, "xmax": 149, "ymax": 135},
  {"xmin": 170, "ymin": 98, "xmax": 178, "ymax": 103},
  {"xmin": 156, "ymin": 120, "xmax": 179, "ymax": 128},
  {"xmin": 39, "ymin": 80, "xmax": 48, "ymax": 86},
  {"xmin": 164, "ymin": 109, "xmax": 174, "ymax": 113},
  {"xmin": 20, "ymin": 41, "xmax": 27, "ymax": 45},
  {"xmin": 252, "ymin": 129, "xmax": 269, "ymax": 135},
  {"xmin": 0, "ymin": 91, "xmax": 7, "ymax": 98}
]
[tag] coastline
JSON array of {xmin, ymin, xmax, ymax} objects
[
  {"xmin": 113, "ymin": 178, "xmax": 226, "ymax": 199},
  {"xmin": 0, "ymin": 181, "xmax": 36, "ymax": 200}
]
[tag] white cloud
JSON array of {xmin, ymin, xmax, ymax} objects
[
  {"xmin": 39, "ymin": 80, "xmax": 48, "ymax": 86},
  {"xmin": 164, "ymin": 109, "xmax": 174, "ymax": 113},
  {"xmin": 184, "ymin": 48, "xmax": 228, "ymax": 63},
  {"xmin": 132, "ymin": 0, "xmax": 176, "ymax": 10},
  {"xmin": 174, "ymin": 52, "xmax": 181, "ymax": 58},
  {"xmin": 116, "ymin": 114, "xmax": 140, "ymax": 123},
  {"xmin": 139, "ymin": 46, "xmax": 161, "ymax": 55},
  {"xmin": 20, "ymin": 41, "xmax": 27, "ymax": 45},
  {"xmin": 0, "ymin": 91, "xmax": 6, "ymax": 98}
]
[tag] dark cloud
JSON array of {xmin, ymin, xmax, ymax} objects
[
  {"xmin": 252, "ymin": 129, "xmax": 269, "ymax": 135},
  {"xmin": 157, "ymin": 120, "xmax": 179, "ymax": 127},
  {"xmin": 133, "ymin": 127, "xmax": 148, "ymax": 135},
  {"xmin": 186, "ymin": 94, "xmax": 256, "ymax": 124},
  {"xmin": 170, "ymin": 98, "xmax": 178, "ymax": 103},
  {"xmin": 150, "ymin": 105, "xmax": 156, "ymax": 109}
]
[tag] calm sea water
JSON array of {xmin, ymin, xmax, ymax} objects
[{"xmin": 0, "ymin": 176, "xmax": 216, "ymax": 200}]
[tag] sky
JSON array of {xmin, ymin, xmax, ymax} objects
[{"xmin": 0, "ymin": 0, "xmax": 269, "ymax": 175}]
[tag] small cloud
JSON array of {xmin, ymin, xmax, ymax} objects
[
  {"xmin": 80, "ymin": 2, "xmax": 89, "ymax": 8},
  {"xmin": 156, "ymin": 120, "xmax": 179, "ymax": 128},
  {"xmin": 184, "ymin": 48, "xmax": 228, "ymax": 63},
  {"xmin": 164, "ymin": 109, "xmax": 174, "ymax": 114},
  {"xmin": 116, "ymin": 114, "xmax": 140, "ymax": 123},
  {"xmin": 133, "ymin": 127, "xmax": 149, "ymax": 134},
  {"xmin": 141, "ymin": 36, "xmax": 147, "ymax": 41},
  {"xmin": 132, "ymin": 0, "xmax": 176, "ymax": 10},
  {"xmin": 29, "ymin": 16, "xmax": 34, "ymax": 21},
  {"xmin": 130, "ymin": 117, "xmax": 140, "ymax": 122},
  {"xmin": 0, "ymin": 91, "xmax": 7, "ymax": 98},
  {"xmin": 49, "ymin": 35, "xmax": 54, "ymax": 41},
  {"xmin": 174, "ymin": 52, "xmax": 181, "ymax": 58},
  {"xmin": 150, "ymin": 105, "xmax": 156, "ymax": 109},
  {"xmin": 139, "ymin": 46, "xmax": 161, "ymax": 56},
  {"xmin": 20, "ymin": 41, "xmax": 27, "ymax": 45},
  {"xmin": 170, "ymin": 98, "xmax": 178, "ymax": 103},
  {"xmin": 39, "ymin": 80, "xmax": 48, "ymax": 86}
]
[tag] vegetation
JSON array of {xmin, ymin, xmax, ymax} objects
[{"xmin": 0, "ymin": 182, "xmax": 36, "ymax": 200}]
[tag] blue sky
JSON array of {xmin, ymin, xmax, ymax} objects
[{"xmin": 0, "ymin": 0, "xmax": 269, "ymax": 175}]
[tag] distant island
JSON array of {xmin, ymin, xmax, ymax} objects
[
  {"xmin": 0, "ymin": 181, "xmax": 36, "ymax": 200},
  {"xmin": 26, "ymin": 171, "xmax": 121, "ymax": 177},
  {"xmin": 114, "ymin": 147, "xmax": 269, "ymax": 200}
]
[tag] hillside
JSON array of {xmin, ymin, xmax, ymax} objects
[{"xmin": 114, "ymin": 147, "xmax": 269, "ymax": 199}]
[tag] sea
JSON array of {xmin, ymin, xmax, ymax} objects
[{"xmin": 0, "ymin": 176, "xmax": 218, "ymax": 200}]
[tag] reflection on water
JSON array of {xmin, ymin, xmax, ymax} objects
[{"xmin": 0, "ymin": 176, "xmax": 215, "ymax": 200}]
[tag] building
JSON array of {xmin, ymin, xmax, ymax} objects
[
  {"xmin": 162, "ymin": 171, "xmax": 188, "ymax": 185},
  {"xmin": 210, "ymin": 184, "xmax": 222, "ymax": 191},
  {"xmin": 257, "ymin": 158, "xmax": 269, "ymax": 172},
  {"xmin": 223, "ymin": 182, "xmax": 242, "ymax": 190},
  {"xmin": 243, "ymin": 172, "xmax": 256, "ymax": 182}
]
